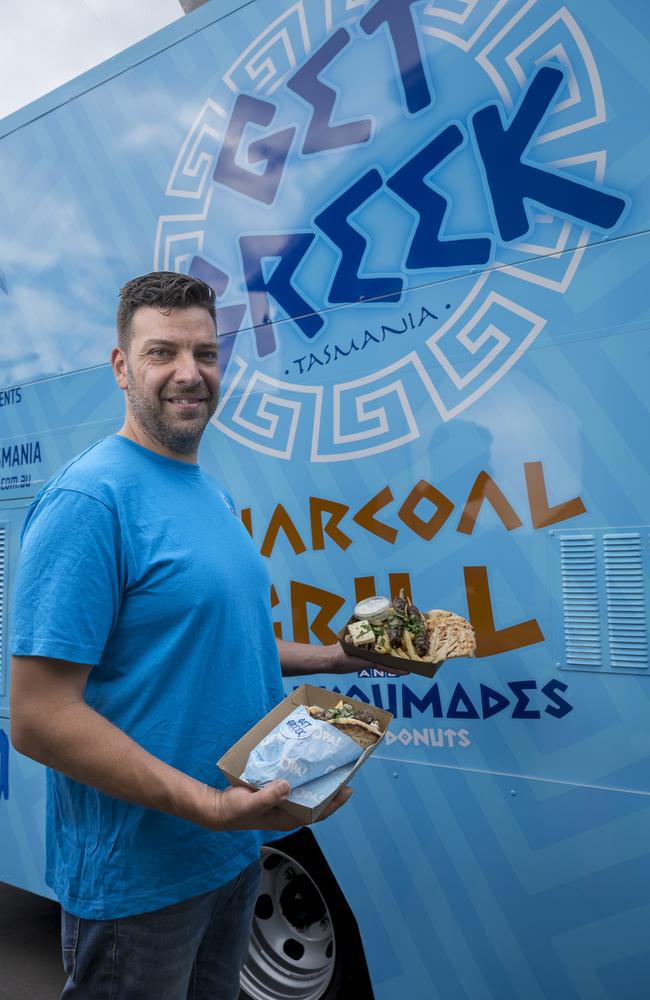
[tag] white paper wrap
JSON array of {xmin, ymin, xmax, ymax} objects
[{"xmin": 241, "ymin": 705, "xmax": 363, "ymax": 805}]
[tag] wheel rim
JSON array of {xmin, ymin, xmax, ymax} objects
[{"xmin": 240, "ymin": 846, "xmax": 336, "ymax": 1000}]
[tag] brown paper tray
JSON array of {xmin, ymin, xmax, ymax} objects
[
  {"xmin": 338, "ymin": 618, "xmax": 445, "ymax": 680},
  {"xmin": 217, "ymin": 684, "xmax": 392, "ymax": 824}
]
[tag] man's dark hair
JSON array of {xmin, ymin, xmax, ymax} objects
[{"xmin": 117, "ymin": 272, "xmax": 217, "ymax": 351}]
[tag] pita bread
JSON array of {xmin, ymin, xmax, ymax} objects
[
  {"xmin": 307, "ymin": 703, "xmax": 383, "ymax": 749},
  {"xmin": 330, "ymin": 717, "xmax": 381, "ymax": 749},
  {"xmin": 425, "ymin": 610, "xmax": 476, "ymax": 660}
]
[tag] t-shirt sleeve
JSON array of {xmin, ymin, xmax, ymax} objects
[{"xmin": 10, "ymin": 488, "xmax": 124, "ymax": 665}]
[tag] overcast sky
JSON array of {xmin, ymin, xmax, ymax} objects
[{"xmin": 0, "ymin": 0, "xmax": 186, "ymax": 122}]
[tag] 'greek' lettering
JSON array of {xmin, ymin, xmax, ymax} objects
[
  {"xmin": 315, "ymin": 169, "xmax": 403, "ymax": 303},
  {"xmin": 472, "ymin": 66, "xmax": 627, "ymax": 242},
  {"xmin": 388, "ymin": 124, "xmax": 492, "ymax": 269}
]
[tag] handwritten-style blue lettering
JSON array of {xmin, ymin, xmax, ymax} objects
[
  {"xmin": 360, "ymin": 0, "xmax": 433, "ymax": 114},
  {"xmin": 213, "ymin": 94, "xmax": 296, "ymax": 205},
  {"xmin": 472, "ymin": 66, "xmax": 627, "ymax": 242},
  {"xmin": 189, "ymin": 255, "xmax": 246, "ymax": 372},
  {"xmin": 315, "ymin": 169, "xmax": 403, "ymax": 303},
  {"xmin": 288, "ymin": 28, "xmax": 372, "ymax": 154},
  {"xmin": 209, "ymin": 17, "xmax": 628, "ymax": 351},
  {"xmin": 388, "ymin": 124, "xmax": 493, "ymax": 268},
  {"xmin": 239, "ymin": 233, "xmax": 323, "ymax": 354}
]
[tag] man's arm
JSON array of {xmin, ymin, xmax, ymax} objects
[
  {"xmin": 277, "ymin": 638, "xmax": 408, "ymax": 676},
  {"xmin": 10, "ymin": 655, "xmax": 350, "ymax": 831},
  {"xmin": 277, "ymin": 639, "xmax": 356, "ymax": 676}
]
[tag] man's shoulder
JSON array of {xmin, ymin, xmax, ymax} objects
[
  {"xmin": 34, "ymin": 437, "xmax": 127, "ymax": 514},
  {"xmin": 20, "ymin": 439, "xmax": 125, "ymax": 542},
  {"xmin": 51, "ymin": 437, "xmax": 121, "ymax": 492}
]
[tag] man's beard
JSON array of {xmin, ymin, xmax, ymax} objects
[{"xmin": 125, "ymin": 369, "xmax": 218, "ymax": 456}]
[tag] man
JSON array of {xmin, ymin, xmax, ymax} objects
[{"xmin": 9, "ymin": 272, "xmax": 369, "ymax": 1000}]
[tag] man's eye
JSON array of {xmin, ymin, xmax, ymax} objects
[
  {"xmin": 151, "ymin": 349, "xmax": 170, "ymax": 358},
  {"xmin": 199, "ymin": 352, "xmax": 218, "ymax": 362}
]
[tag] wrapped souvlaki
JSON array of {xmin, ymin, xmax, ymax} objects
[{"xmin": 240, "ymin": 702, "xmax": 384, "ymax": 807}]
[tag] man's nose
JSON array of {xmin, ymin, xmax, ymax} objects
[{"xmin": 172, "ymin": 352, "xmax": 202, "ymax": 384}]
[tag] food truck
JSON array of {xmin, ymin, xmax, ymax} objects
[{"xmin": 1, "ymin": 1, "xmax": 649, "ymax": 997}]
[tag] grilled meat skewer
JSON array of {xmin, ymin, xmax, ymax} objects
[
  {"xmin": 407, "ymin": 599, "xmax": 429, "ymax": 657},
  {"xmin": 387, "ymin": 588, "xmax": 408, "ymax": 648}
]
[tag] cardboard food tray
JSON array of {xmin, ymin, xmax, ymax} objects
[
  {"xmin": 338, "ymin": 617, "xmax": 445, "ymax": 680},
  {"xmin": 217, "ymin": 683, "xmax": 392, "ymax": 824}
]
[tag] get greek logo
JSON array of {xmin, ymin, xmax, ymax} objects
[
  {"xmin": 280, "ymin": 715, "xmax": 314, "ymax": 739},
  {"xmin": 155, "ymin": 0, "xmax": 628, "ymax": 461}
]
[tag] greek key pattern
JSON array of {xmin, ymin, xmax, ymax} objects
[
  {"xmin": 479, "ymin": 6, "xmax": 606, "ymax": 292},
  {"xmin": 215, "ymin": 354, "xmax": 431, "ymax": 461},
  {"xmin": 224, "ymin": 2, "xmax": 311, "ymax": 96},
  {"xmin": 324, "ymin": 0, "xmax": 372, "ymax": 32},
  {"xmin": 165, "ymin": 100, "xmax": 228, "ymax": 199},
  {"xmin": 425, "ymin": 276, "xmax": 546, "ymax": 421},
  {"xmin": 154, "ymin": 187, "xmax": 213, "ymax": 273},
  {"xmin": 214, "ymin": 356, "xmax": 322, "ymax": 460},
  {"xmin": 318, "ymin": 356, "xmax": 424, "ymax": 461},
  {"xmin": 421, "ymin": 0, "xmax": 510, "ymax": 53},
  {"xmin": 154, "ymin": 98, "xmax": 228, "ymax": 269},
  {"xmin": 157, "ymin": 0, "xmax": 607, "ymax": 460},
  {"xmin": 476, "ymin": 2, "xmax": 605, "ymax": 130}
]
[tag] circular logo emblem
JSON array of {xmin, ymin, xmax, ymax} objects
[
  {"xmin": 279, "ymin": 713, "xmax": 314, "ymax": 740},
  {"xmin": 155, "ymin": 0, "xmax": 626, "ymax": 462}
]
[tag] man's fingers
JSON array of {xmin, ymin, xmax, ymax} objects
[
  {"xmin": 254, "ymin": 779, "xmax": 291, "ymax": 809},
  {"xmin": 216, "ymin": 781, "xmax": 290, "ymax": 828},
  {"xmin": 215, "ymin": 780, "xmax": 352, "ymax": 831}
]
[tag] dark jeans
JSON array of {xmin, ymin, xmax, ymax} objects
[{"xmin": 60, "ymin": 860, "xmax": 262, "ymax": 999}]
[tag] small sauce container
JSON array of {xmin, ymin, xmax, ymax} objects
[{"xmin": 353, "ymin": 596, "xmax": 391, "ymax": 624}]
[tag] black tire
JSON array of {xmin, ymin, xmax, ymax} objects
[{"xmin": 239, "ymin": 829, "xmax": 375, "ymax": 1000}]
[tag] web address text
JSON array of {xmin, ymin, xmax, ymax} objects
[{"xmin": 1, "ymin": 472, "xmax": 31, "ymax": 491}]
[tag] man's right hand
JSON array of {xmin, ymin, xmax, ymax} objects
[
  {"xmin": 213, "ymin": 780, "xmax": 353, "ymax": 832},
  {"xmin": 10, "ymin": 655, "xmax": 353, "ymax": 834}
]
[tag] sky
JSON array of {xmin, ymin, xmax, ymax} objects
[{"xmin": 0, "ymin": 0, "xmax": 186, "ymax": 122}]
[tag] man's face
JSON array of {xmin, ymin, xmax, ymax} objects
[{"xmin": 113, "ymin": 305, "xmax": 220, "ymax": 459}]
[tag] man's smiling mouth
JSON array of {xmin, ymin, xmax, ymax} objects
[{"xmin": 164, "ymin": 397, "xmax": 208, "ymax": 410}]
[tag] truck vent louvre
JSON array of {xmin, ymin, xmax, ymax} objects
[
  {"xmin": 604, "ymin": 533, "xmax": 648, "ymax": 669},
  {"xmin": 560, "ymin": 534, "xmax": 601, "ymax": 668},
  {"xmin": 554, "ymin": 528, "xmax": 650, "ymax": 674}
]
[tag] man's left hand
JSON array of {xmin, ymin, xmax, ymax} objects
[
  {"xmin": 322, "ymin": 640, "xmax": 410, "ymax": 676},
  {"xmin": 277, "ymin": 637, "xmax": 410, "ymax": 676}
]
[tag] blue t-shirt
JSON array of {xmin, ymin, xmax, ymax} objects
[{"xmin": 10, "ymin": 434, "xmax": 285, "ymax": 919}]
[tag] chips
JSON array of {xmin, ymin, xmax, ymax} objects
[{"xmin": 345, "ymin": 602, "xmax": 476, "ymax": 663}]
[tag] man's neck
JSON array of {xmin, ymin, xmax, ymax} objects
[{"xmin": 116, "ymin": 419, "xmax": 199, "ymax": 465}]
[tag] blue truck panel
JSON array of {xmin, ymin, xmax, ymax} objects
[{"xmin": 1, "ymin": 1, "xmax": 649, "ymax": 996}]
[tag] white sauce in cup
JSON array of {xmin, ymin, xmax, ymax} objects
[{"xmin": 353, "ymin": 596, "xmax": 391, "ymax": 623}]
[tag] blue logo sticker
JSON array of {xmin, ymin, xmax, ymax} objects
[{"xmin": 279, "ymin": 715, "xmax": 315, "ymax": 740}]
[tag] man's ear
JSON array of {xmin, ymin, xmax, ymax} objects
[{"xmin": 111, "ymin": 346, "xmax": 128, "ymax": 390}]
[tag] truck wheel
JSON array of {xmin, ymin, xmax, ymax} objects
[{"xmin": 239, "ymin": 829, "xmax": 374, "ymax": 1000}]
